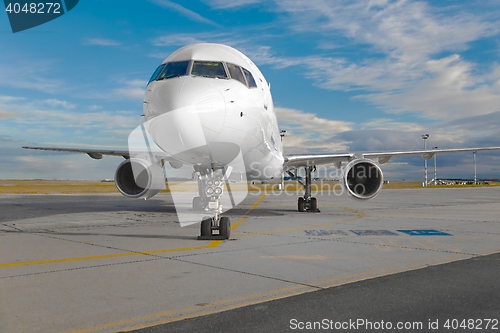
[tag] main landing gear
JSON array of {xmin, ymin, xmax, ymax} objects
[
  {"xmin": 289, "ymin": 166, "xmax": 320, "ymax": 213},
  {"xmin": 193, "ymin": 168, "xmax": 231, "ymax": 240}
]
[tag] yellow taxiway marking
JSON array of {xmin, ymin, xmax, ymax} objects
[
  {"xmin": 0, "ymin": 193, "xmax": 268, "ymax": 268},
  {"xmin": 0, "ymin": 242, "xmax": 223, "ymax": 268},
  {"xmin": 230, "ymin": 191, "xmax": 267, "ymax": 231}
]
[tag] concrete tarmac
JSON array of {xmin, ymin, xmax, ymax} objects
[
  {"xmin": 1, "ymin": 187, "xmax": 499, "ymax": 333},
  {"xmin": 129, "ymin": 252, "xmax": 500, "ymax": 333}
]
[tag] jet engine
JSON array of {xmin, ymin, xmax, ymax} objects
[
  {"xmin": 343, "ymin": 158, "xmax": 383, "ymax": 200},
  {"xmin": 115, "ymin": 158, "xmax": 165, "ymax": 199}
]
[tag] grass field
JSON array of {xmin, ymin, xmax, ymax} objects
[{"xmin": 0, "ymin": 180, "xmax": 498, "ymax": 194}]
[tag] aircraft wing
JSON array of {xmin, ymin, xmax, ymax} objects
[
  {"xmin": 22, "ymin": 146, "xmax": 176, "ymax": 162},
  {"xmin": 23, "ymin": 146, "xmax": 131, "ymax": 160},
  {"xmin": 284, "ymin": 147, "xmax": 500, "ymax": 169}
]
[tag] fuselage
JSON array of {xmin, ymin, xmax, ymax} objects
[{"xmin": 143, "ymin": 43, "xmax": 284, "ymax": 180}]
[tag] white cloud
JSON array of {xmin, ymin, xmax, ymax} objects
[
  {"xmin": 152, "ymin": 34, "xmax": 211, "ymax": 47},
  {"xmin": 202, "ymin": 0, "xmax": 265, "ymax": 9},
  {"xmin": 221, "ymin": 1, "xmax": 500, "ymax": 125},
  {"xmin": 14, "ymin": 109, "xmax": 140, "ymax": 132},
  {"xmin": 359, "ymin": 118, "xmax": 425, "ymax": 133},
  {"xmin": 14, "ymin": 155, "xmax": 90, "ymax": 171},
  {"xmin": 0, "ymin": 95, "xmax": 142, "ymax": 146},
  {"xmin": 363, "ymin": 55, "xmax": 500, "ymax": 120},
  {"xmin": 276, "ymin": 107, "xmax": 352, "ymax": 135},
  {"xmin": 0, "ymin": 62, "xmax": 63, "ymax": 93},
  {"xmin": 111, "ymin": 79, "xmax": 148, "ymax": 100},
  {"xmin": 0, "ymin": 134, "xmax": 123, "ymax": 180},
  {"xmin": 275, "ymin": 107, "xmax": 353, "ymax": 153},
  {"xmin": 149, "ymin": 0, "xmax": 219, "ymax": 26},
  {"xmin": 84, "ymin": 38, "xmax": 121, "ymax": 46},
  {"xmin": 0, "ymin": 110, "xmax": 17, "ymax": 119},
  {"xmin": 43, "ymin": 99, "xmax": 76, "ymax": 109},
  {"xmin": 276, "ymin": 0, "xmax": 499, "ymax": 62},
  {"xmin": 151, "ymin": 32, "xmax": 240, "ymax": 48}
]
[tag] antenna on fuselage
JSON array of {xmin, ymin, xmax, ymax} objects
[{"xmin": 280, "ymin": 130, "xmax": 286, "ymax": 142}]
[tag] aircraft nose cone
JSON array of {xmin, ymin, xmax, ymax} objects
[
  {"xmin": 146, "ymin": 79, "xmax": 224, "ymax": 113},
  {"xmin": 144, "ymin": 79, "xmax": 227, "ymax": 159}
]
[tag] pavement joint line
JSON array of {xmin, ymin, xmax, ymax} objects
[
  {"xmin": 310, "ymin": 256, "xmax": 468, "ymax": 290},
  {"xmin": 449, "ymin": 230, "xmax": 500, "ymax": 236},
  {"xmin": 31, "ymin": 232, "xmax": 173, "ymax": 255},
  {"xmin": 245, "ymin": 230, "xmax": 465, "ymax": 255},
  {"xmin": 166, "ymin": 238, "xmax": 322, "ymax": 260},
  {"xmin": 0, "ymin": 238, "xmax": 321, "ymax": 279},
  {"xmin": 238, "ymin": 221, "xmax": 492, "ymax": 257},
  {"xmin": 3, "ymin": 199, "xmax": 487, "ymax": 268},
  {"xmin": 61, "ymin": 247, "xmax": 485, "ymax": 331},
  {"xmin": 171, "ymin": 256, "xmax": 325, "ymax": 290},
  {"xmin": 0, "ymin": 239, "xmax": 224, "ymax": 268},
  {"xmin": 0, "ymin": 257, "xmax": 163, "ymax": 279},
  {"xmin": 64, "ymin": 255, "xmax": 473, "ymax": 333},
  {"xmin": 1, "ymin": 223, "xmax": 23, "ymax": 232},
  {"xmin": 0, "ymin": 193, "xmax": 268, "ymax": 268},
  {"xmin": 65, "ymin": 282, "xmax": 318, "ymax": 333},
  {"xmin": 315, "ymin": 236, "xmax": 480, "ymax": 256}
]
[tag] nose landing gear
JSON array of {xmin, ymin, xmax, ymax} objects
[
  {"xmin": 194, "ymin": 169, "xmax": 232, "ymax": 240},
  {"xmin": 198, "ymin": 215, "xmax": 231, "ymax": 240}
]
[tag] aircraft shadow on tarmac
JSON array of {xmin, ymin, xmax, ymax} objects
[
  {"xmin": 1, "ymin": 195, "xmax": 287, "ymax": 224},
  {"xmin": 1, "ymin": 196, "xmax": 176, "ymax": 223}
]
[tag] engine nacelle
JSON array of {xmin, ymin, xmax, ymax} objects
[
  {"xmin": 343, "ymin": 158, "xmax": 383, "ymax": 200},
  {"xmin": 115, "ymin": 158, "xmax": 165, "ymax": 199}
]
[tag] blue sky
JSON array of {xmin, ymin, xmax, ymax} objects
[{"xmin": 1, "ymin": 0, "xmax": 500, "ymax": 180}]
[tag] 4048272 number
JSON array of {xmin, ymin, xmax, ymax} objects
[
  {"xmin": 444, "ymin": 319, "xmax": 498, "ymax": 330},
  {"xmin": 5, "ymin": 2, "xmax": 61, "ymax": 14}
]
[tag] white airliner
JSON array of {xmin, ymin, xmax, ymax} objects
[{"xmin": 24, "ymin": 43, "xmax": 500, "ymax": 239}]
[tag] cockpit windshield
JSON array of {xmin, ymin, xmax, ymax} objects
[
  {"xmin": 226, "ymin": 63, "xmax": 258, "ymax": 88},
  {"xmin": 191, "ymin": 61, "xmax": 228, "ymax": 79},
  {"xmin": 226, "ymin": 63, "xmax": 246, "ymax": 86},
  {"xmin": 157, "ymin": 60, "xmax": 190, "ymax": 80},
  {"xmin": 242, "ymin": 68, "xmax": 257, "ymax": 88},
  {"xmin": 147, "ymin": 64, "xmax": 165, "ymax": 85},
  {"xmin": 148, "ymin": 60, "xmax": 258, "ymax": 88}
]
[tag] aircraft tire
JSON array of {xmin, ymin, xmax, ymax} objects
[
  {"xmin": 298, "ymin": 197, "xmax": 306, "ymax": 212},
  {"xmin": 201, "ymin": 217, "xmax": 212, "ymax": 236},
  {"xmin": 220, "ymin": 216, "xmax": 231, "ymax": 239},
  {"xmin": 310, "ymin": 197, "xmax": 317, "ymax": 211}
]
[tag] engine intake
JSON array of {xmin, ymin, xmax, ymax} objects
[
  {"xmin": 343, "ymin": 158, "xmax": 383, "ymax": 200},
  {"xmin": 115, "ymin": 158, "xmax": 165, "ymax": 199}
]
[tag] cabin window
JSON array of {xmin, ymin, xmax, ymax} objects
[
  {"xmin": 147, "ymin": 64, "xmax": 165, "ymax": 85},
  {"xmin": 242, "ymin": 68, "xmax": 257, "ymax": 88},
  {"xmin": 191, "ymin": 61, "xmax": 228, "ymax": 79},
  {"xmin": 157, "ymin": 60, "xmax": 190, "ymax": 80},
  {"xmin": 227, "ymin": 63, "xmax": 247, "ymax": 86}
]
